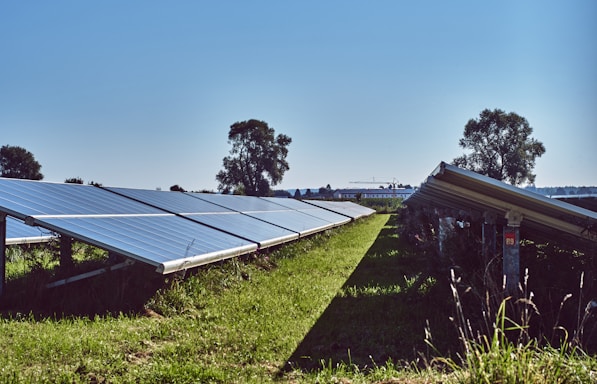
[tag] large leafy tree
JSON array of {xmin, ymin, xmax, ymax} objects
[
  {"xmin": 0, "ymin": 145, "xmax": 44, "ymax": 180},
  {"xmin": 216, "ymin": 119, "xmax": 292, "ymax": 196},
  {"xmin": 453, "ymin": 109, "xmax": 546, "ymax": 185}
]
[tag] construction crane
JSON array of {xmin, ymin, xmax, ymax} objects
[{"xmin": 349, "ymin": 178, "xmax": 399, "ymax": 188}]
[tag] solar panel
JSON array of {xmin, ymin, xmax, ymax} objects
[
  {"xmin": 0, "ymin": 178, "xmax": 161, "ymax": 217},
  {"xmin": 260, "ymin": 197, "xmax": 352, "ymax": 226},
  {"xmin": 406, "ymin": 162, "xmax": 597, "ymax": 247},
  {"xmin": 0, "ymin": 178, "xmax": 257, "ymax": 273},
  {"xmin": 105, "ymin": 187, "xmax": 299, "ymax": 247},
  {"xmin": 303, "ymin": 200, "xmax": 376, "ymax": 219},
  {"xmin": 0, "ymin": 178, "xmax": 375, "ymax": 277},
  {"xmin": 6, "ymin": 216, "xmax": 55, "ymax": 245},
  {"xmin": 188, "ymin": 193, "xmax": 290, "ymax": 212},
  {"xmin": 36, "ymin": 215, "xmax": 257, "ymax": 273},
  {"xmin": 187, "ymin": 193, "xmax": 339, "ymax": 236}
]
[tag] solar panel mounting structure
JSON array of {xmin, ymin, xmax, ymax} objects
[
  {"xmin": 0, "ymin": 178, "xmax": 257, "ymax": 294},
  {"xmin": 405, "ymin": 161, "xmax": 597, "ymax": 294},
  {"xmin": 0, "ymin": 178, "xmax": 375, "ymax": 296}
]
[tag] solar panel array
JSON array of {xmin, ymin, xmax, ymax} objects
[
  {"xmin": 406, "ymin": 162, "xmax": 597, "ymax": 247},
  {"xmin": 303, "ymin": 199, "xmax": 376, "ymax": 219},
  {"xmin": 0, "ymin": 178, "xmax": 374, "ymax": 274}
]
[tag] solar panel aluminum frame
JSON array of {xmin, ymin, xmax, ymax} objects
[
  {"xmin": 6, "ymin": 236, "xmax": 54, "ymax": 246},
  {"xmin": 6, "ymin": 217, "xmax": 55, "ymax": 245},
  {"xmin": 157, "ymin": 244, "xmax": 254, "ymax": 274},
  {"xmin": 23, "ymin": 214, "xmax": 258, "ymax": 275}
]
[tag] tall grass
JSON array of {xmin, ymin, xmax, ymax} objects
[{"xmin": 426, "ymin": 268, "xmax": 597, "ymax": 383}]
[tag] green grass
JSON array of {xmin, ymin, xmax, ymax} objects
[
  {"xmin": 0, "ymin": 214, "xmax": 595, "ymax": 383},
  {"xmin": 0, "ymin": 215, "xmax": 406, "ymax": 382}
]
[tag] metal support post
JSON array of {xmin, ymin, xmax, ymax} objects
[
  {"xmin": 482, "ymin": 212, "xmax": 496, "ymax": 264},
  {"xmin": 60, "ymin": 235, "xmax": 74, "ymax": 272},
  {"xmin": 438, "ymin": 211, "xmax": 455, "ymax": 258},
  {"xmin": 503, "ymin": 210, "xmax": 523, "ymax": 296}
]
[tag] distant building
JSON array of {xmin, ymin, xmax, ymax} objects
[{"xmin": 333, "ymin": 188, "xmax": 415, "ymax": 200}]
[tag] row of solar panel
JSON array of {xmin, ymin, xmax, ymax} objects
[
  {"xmin": 405, "ymin": 162, "xmax": 597, "ymax": 247},
  {"xmin": 0, "ymin": 178, "xmax": 374, "ymax": 274}
]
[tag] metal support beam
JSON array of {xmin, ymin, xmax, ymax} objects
[
  {"xmin": 46, "ymin": 259, "xmax": 135, "ymax": 289},
  {"xmin": 503, "ymin": 209, "xmax": 522, "ymax": 296},
  {"xmin": 482, "ymin": 212, "xmax": 496, "ymax": 264},
  {"xmin": 60, "ymin": 235, "xmax": 74, "ymax": 272},
  {"xmin": 0, "ymin": 214, "xmax": 6, "ymax": 297}
]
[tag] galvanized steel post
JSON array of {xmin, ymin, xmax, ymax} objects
[
  {"xmin": 503, "ymin": 210, "xmax": 523, "ymax": 296},
  {"xmin": 482, "ymin": 212, "xmax": 496, "ymax": 265},
  {"xmin": 60, "ymin": 235, "xmax": 74, "ymax": 272}
]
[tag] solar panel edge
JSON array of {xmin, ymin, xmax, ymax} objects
[
  {"xmin": 158, "ymin": 243, "xmax": 258, "ymax": 274},
  {"xmin": 6, "ymin": 236, "xmax": 55, "ymax": 245},
  {"xmin": 297, "ymin": 224, "xmax": 336, "ymax": 237},
  {"xmin": 258, "ymin": 233, "xmax": 299, "ymax": 247}
]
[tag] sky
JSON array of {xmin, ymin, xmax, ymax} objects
[{"xmin": 1, "ymin": 1, "xmax": 596, "ymax": 192}]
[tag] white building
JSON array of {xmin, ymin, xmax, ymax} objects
[{"xmin": 333, "ymin": 188, "xmax": 415, "ymax": 200}]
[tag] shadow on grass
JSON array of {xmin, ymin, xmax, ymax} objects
[
  {"xmin": 283, "ymin": 214, "xmax": 456, "ymax": 373},
  {"xmin": 0, "ymin": 261, "xmax": 165, "ymax": 319}
]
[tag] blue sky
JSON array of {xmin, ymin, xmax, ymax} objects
[{"xmin": 1, "ymin": 1, "xmax": 595, "ymax": 191}]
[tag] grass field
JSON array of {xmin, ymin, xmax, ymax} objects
[{"xmin": 0, "ymin": 213, "xmax": 595, "ymax": 383}]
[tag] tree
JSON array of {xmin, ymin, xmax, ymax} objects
[
  {"xmin": 318, "ymin": 184, "xmax": 333, "ymax": 198},
  {"xmin": 453, "ymin": 109, "xmax": 546, "ymax": 185},
  {"xmin": 0, "ymin": 145, "xmax": 43, "ymax": 180},
  {"xmin": 65, "ymin": 177, "xmax": 84, "ymax": 184},
  {"xmin": 273, "ymin": 189, "xmax": 291, "ymax": 197},
  {"xmin": 216, "ymin": 119, "xmax": 292, "ymax": 196},
  {"xmin": 170, "ymin": 184, "xmax": 186, "ymax": 192}
]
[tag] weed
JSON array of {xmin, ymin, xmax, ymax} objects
[{"xmin": 425, "ymin": 268, "xmax": 597, "ymax": 383}]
